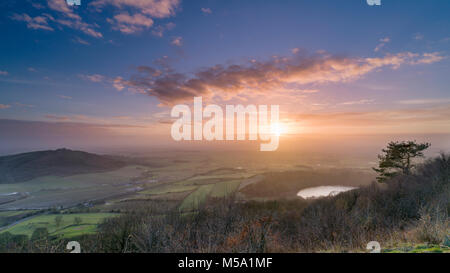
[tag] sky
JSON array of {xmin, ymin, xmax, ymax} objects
[{"xmin": 0, "ymin": 0, "xmax": 449, "ymax": 154}]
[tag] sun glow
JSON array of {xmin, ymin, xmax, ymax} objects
[{"xmin": 270, "ymin": 122, "xmax": 287, "ymax": 136}]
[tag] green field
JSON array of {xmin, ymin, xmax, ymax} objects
[
  {"xmin": 1, "ymin": 213, "xmax": 118, "ymax": 238},
  {"xmin": 0, "ymin": 210, "xmax": 37, "ymax": 227},
  {"xmin": 0, "ymin": 166, "xmax": 149, "ymax": 210},
  {"xmin": 210, "ymin": 180, "xmax": 241, "ymax": 198},
  {"xmin": 179, "ymin": 184, "xmax": 215, "ymax": 212},
  {"xmin": 177, "ymin": 180, "xmax": 241, "ymax": 211}
]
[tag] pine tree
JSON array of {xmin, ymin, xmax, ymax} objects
[{"xmin": 373, "ymin": 141, "xmax": 430, "ymax": 182}]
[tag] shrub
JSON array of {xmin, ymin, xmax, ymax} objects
[
  {"xmin": 31, "ymin": 228, "xmax": 49, "ymax": 241},
  {"xmin": 414, "ymin": 206, "xmax": 449, "ymax": 245}
]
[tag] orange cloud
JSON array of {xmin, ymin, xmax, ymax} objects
[
  {"xmin": 113, "ymin": 51, "xmax": 445, "ymax": 106},
  {"xmin": 374, "ymin": 37, "xmax": 390, "ymax": 52},
  {"xmin": 171, "ymin": 36, "xmax": 183, "ymax": 46},
  {"xmin": 91, "ymin": 0, "xmax": 180, "ymax": 34},
  {"xmin": 47, "ymin": 0, "xmax": 103, "ymax": 38},
  {"xmin": 91, "ymin": 0, "xmax": 180, "ymax": 18},
  {"xmin": 107, "ymin": 12, "xmax": 154, "ymax": 34},
  {"xmin": 11, "ymin": 13, "xmax": 54, "ymax": 31}
]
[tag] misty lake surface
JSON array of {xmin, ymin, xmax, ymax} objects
[
  {"xmin": 0, "ymin": 192, "xmax": 19, "ymax": 196},
  {"xmin": 297, "ymin": 186, "xmax": 357, "ymax": 199}
]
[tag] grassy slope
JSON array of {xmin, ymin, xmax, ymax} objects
[
  {"xmin": 1, "ymin": 213, "xmax": 118, "ymax": 238},
  {"xmin": 384, "ymin": 244, "xmax": 450, "ymax": 253},
  {"xmin": 0, "ymin": 149, "xmax": 126, "ymax": 184},
  {"xmin": 178, "ymin": 180, "xmax": 242, "ymax": 211},
  {"xmin": 210, "ymin": 180, "xmax": 241, "ymax": 198},
  {"xmin": 179, "ymin": 184, "xmax": 215, "ymax": 211}
]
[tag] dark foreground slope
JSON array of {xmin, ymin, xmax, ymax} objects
[{"xmin": 0, "ymin": 149, "xmax": 126, "ymax": 183}]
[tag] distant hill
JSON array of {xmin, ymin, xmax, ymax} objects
[{"xmin": 0, "ymin": 149, "xmax": 127, "ymax": 183}]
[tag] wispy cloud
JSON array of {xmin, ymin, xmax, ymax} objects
[
  {"xmin": 0, "ymin": 71, "xmax": 8, "ymax": 76},
  {"xmin": 90, "ymin": 0, "xmax": 180, "ymax": 18},
  {"xmin": 151, "ymin": 22, "xmax": 175, "ymax": 37},
  {"xmin": 291, "ymin": 48, "xmax": 300, "ymax": 54},
  {"xmin": 12, "ymin": 0, "xmax": 181, "ymax": 38},
  {"xmin": 201, "ymin": 8, "xmax": 212, "ymax": 14},
  {"xmin": 113, "ymin": 77, "xmax": 125, "ymax": 91},
  {"xmin": 47, "ymin": 0, "xmax": 80, "ymax": 19},
  {"xmin": 398, "ymin": 98, "xmax": 450, "ymax": 105},
  {"xmin": 339, "ymin": 99, "xmax": 375, "ymax": 105},
  {"xmin": 80, "ymin": 74, "xmax": 105, "ymax": 82},
  {"xmin": 91, "ymin": 0, "xmax": 180, "ymax": 34},
  {"xmin": 11, "ymin": 13, "xmax": 54, "ymax": 31},
  {"xmin": 72, "ymin": 36, "xmax": 90, "ymax": 45},
  {"xmin": 374, "ymin": 37, "xmax": 390, "ymax": 52},
  {"xmin": 47, "ymin": 0, "xmax": 103, "ymax": 38},
  {"xmin": 0, "ymin": 104, "xmax": 11, "ymax": 109},
  {"xmin": 57, "ymin": 95, "xmax": 73, "ymax": 100},
  {"xmin": 171, "ymin": 36, "xmax": 183, "ymax": 46},
  {"xmin": 44, "ymin": 114, "xmax": 70, "ymax": 121},
  {"xmin": 12, "ymin": 1, "xmax": 103, "ymax": 38},
  {"xmin": 107, "ymin": 12, "xmax": 154, "ymax": 34},
  {"xmin": 15, "ymin": 102, "xmax": 35, "ymax": 108},
  {"xmin": 299, "ymin": 89, "xmax": 319, "ymax": 94},
  {"xmin": 30, "ymin": 1, "xmax": 45, "ymax": 10},
  {"xmin": 414, "ymin": 33, "xmax": 424, "ymax": 41},
  {"xmin": 412, "ymin": 52, "xmax": 446, "ymax": 64}
]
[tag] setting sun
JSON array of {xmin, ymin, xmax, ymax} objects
[{"xmin": 271, "ymin": 122, "xmax": 287, "ymax": 136}]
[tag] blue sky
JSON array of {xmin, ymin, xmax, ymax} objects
[{"xmin": 0, "ymin": 0, "xmax": 449, "ymax": 151}]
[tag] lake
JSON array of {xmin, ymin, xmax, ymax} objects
[{"xmin": 297, "ymin": 186, "xmax": 357, "ymax": 199}]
